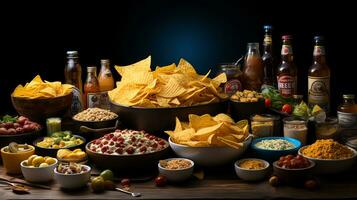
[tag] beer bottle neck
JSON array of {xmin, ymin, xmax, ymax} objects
[
  {"xmin": 313, "ymin": 45, "xmax": 326, "ymax": 64},
  {"xmin": 281, "ymin": 44, "xmax": 293, "ymax": 62}
]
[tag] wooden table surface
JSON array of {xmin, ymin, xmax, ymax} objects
[{"xmin": 1, "ymin": 164, "xmax": 357, "ymax": 200}]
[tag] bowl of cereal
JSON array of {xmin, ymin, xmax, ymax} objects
[
  {"xmin": 251, "ymin": 137, "xmax": 301, "ymax": 161},
  {"xmin": 73, "ymin": 108, "xmax": 119, "ymax": 133},
  {"xmin": 299, "ymin": 139, "xmax": 357, "ymax": 174},
  {"xmin": 158, "ymin": 158, "xmax": 194, "ymax": 182}
]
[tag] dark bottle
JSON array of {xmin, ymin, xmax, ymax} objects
[
  {"xmin": 64, "ymin": 51, "xmax": 83, "ymax": 115},
  {"xmin": 308, "ymin": 36, "xmax": 330, "ymax": 113},
  {"xmin": 277, "ymin": 35, "xmax": 297, "ymax": 98},
  {"xmin": 262, "ymin": 25, "xmax": 274, "ymax": 86}
]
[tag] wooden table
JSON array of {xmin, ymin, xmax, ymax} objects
[{"xmin": 1, "ymin": 164, "xmax": 357, "ymax": 200}]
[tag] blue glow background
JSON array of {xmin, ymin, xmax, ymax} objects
[{"xmin": 1, "ymin": 0, "xmax": 356, "ymax": 113}]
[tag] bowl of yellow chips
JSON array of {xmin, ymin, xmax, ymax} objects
[
  {"xmin": 11, "ymin": 75, "xmax": 73, "ymax": 123},
  {"xmin": 166, "ymin": 113, "xmax": 252, "ymax": 166},
  {"xmin": 109, "ymin": 56, "xmax": 229, "ymax": 133}
]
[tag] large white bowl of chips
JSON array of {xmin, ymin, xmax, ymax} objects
[{"xmin": 169, "ymin": 136, "xmax": 252, "ymax": 166}]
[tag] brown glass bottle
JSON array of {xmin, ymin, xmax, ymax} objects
[
  {"xmin": 308, "ymin": 36, "xmax": 330, "ymax": 112},
  {"xmin": 262, "ymin": 25, "xmax": 274, "ymax": 86},
  {"xmin": 277, "ymin": 35, "xmax": 297, "ymax": 98},
  {"xmin": 242, "ymin": 43, "xmax": 264, "ymax": 91}
]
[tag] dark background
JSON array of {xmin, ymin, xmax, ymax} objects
[{"xmin": 1, "ymin": 0, "xmax": 356, "ymax": 114}]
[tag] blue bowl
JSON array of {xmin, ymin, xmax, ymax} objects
[{"xmin": 251, "ymin": 137, "xmax": 301, "ymax": 162}]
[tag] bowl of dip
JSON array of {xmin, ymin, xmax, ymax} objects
[{"xmin": 251, "ymin": 137, "xmax": 301, "ymax": 161}]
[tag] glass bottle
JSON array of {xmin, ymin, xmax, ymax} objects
[
  {"xmin": 217, "ymin": 63, "xmax": 243, "ymax": 95},
  {"xmin": 242, "ymin": 43, "xmax": 264, "ymax": 91},
  {"xmin": 262, "ymin": 25, "xmax": 275, "ymax": 86},
  {"xmin": 277, "ymin": 35, "xmax": 297, "ymax": 98},
  {"xmin": 337, "ymin": 94, "xmax": 357, "ymax": 128},
  {"xmin": 308, "ymin": 36, "xmax": 331, "ymax": 113},
  {"xmin": 84, "ymin": 66, "xmax": 100, "ymax": 109},
  {"xmin": 98, "ymin": 59, "xmax": 114, "ymax": 92},
  {"xmin": 64, "ymin": 51, "xmax": 83, "ymax": 115}
]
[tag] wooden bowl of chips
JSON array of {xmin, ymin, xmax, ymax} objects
[
  {"xmin": 110, "ymin": 101, "xmax": 228, "ymax": 134},
  {"xmin": 11, "ymin": 93, "xmax": 73, "ymax": 123}
]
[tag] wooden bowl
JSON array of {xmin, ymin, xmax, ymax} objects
[
  {"xmin": 110, "ymin": 101, "xmax": 228, "ymax": 134},
  {"xmin": 11, "ymin": 93, "xmax": 73, "ymax": 123}
]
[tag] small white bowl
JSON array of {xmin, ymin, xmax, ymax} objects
[
  {"xmin": 20, "ymin": 159, "xmax": 58, "ymax": 183},
  {"xmin": 234, "ymin": 158, "xmax": 270, "ymax": 181},
  {"xmin": 158, "ymin": 158, "xmax": 194, "ymax": 182},
  {"xmin": 54, "ymin": 165, "xmax": 91, "ymax": 189}
]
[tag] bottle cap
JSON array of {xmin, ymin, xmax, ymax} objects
[
  {"xmin": 263, "ymin": 25, "xmax": 273, "ymax": 30},
  {"xmin": 66, "ymin": 51, "xmax": 78, "ymax": 58},
  {"xmin": 343, "ymin": 94, "xmax": 355, "ymax": 99},
  {"xmin": 87, "ymin": 66, "xmax": 97, "ymax": 73},
  {"xmin": 282, "ymin": 35, "xmax": 293, "ymax": 40},
  {"xmin": 101, "ymin": 59, "xmax": 110, "ymax": 65}
]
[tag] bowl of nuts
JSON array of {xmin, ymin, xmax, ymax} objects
[
  {"xmin": 229, "ymin": 90, "xmax": 266, "ymax": 121},
  {"xmin": 72, "ymin": 108, "xmax": 119, "ymax": 138},
  {"xmin": 54, "ymin": 162, "xmax": 91, "ymax": 189}
]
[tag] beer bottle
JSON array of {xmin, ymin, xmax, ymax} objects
[
  {"xmin": 84, "ymin": 66, "xmax": 100, "ymax": 108},
  {"xmin": 308, "ymin": 36, "xmax": 330, "ymax": 113},
  {"xmin": 262, "ymin": 25, "xmax": 274, "ymax": 86},
  {"xmin": 64, "ymin": 51, "xmax": 83, "ymax": 115},
  {"xmin": 277, "ymin": 35, "xmax": 297, "ymax": 98},
  {"xmin": 242, "ymin": 43, "xmax": 264, "ymax": 91}
]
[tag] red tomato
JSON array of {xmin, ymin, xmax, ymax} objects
[
  {"xmin": 265, "ymin": 98, "xmax": 272, "ymax": 108},
  {"xmin": 282, "ymin": 104, "xmax": 292, "ymax": 114}
]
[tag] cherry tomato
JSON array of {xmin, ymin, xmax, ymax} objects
[
  {"xmin": 121, "ymin": 178, "xmax": 131, "ymax": 187},
  {"xmin": 154, "ymin": 175, "xmax": 167, "ymax": 187},
  {"xmin": 265, "ymin": 98, "xmax": 272, "ymax": 108},
  {"xmin": 282, "ymin": 104, "xmax": 292, "ymax": 114}
]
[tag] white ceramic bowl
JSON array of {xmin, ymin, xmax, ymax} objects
[
  {"xmin": 54, "ymin": 165, "xmax": 91, "ymax": 189},
  {"xmin": 234, "ymin": 158, "xmax": 270, "ymax": 181},
  {"xmin": 20, "ymin": 159, "xmax": 58, "ymax": 183},
  {"xmin": 298, "ymin": 145, "xmax": 357, "ymax": 174},
  {"xmin": 158, "ymin": 158, "xmax": 194, "ymax": 182},
  {"xmin": 169, "ymin": 136, "xmax": 252, "ymax": 166}
]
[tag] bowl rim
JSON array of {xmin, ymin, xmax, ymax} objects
[
  {"xmin": 168, "ymin": 135, "xmax": 252, "ymax": 149},
  {"xmin": 110, "ymin": 100, "xmax": 227, "ymax": 110},
  {"xmin": 0, "ymin": 127, "xmax": 42, "ymax": 138},
  {"xmin": 85, "ymin": 137, "xmax": 169, "ymax": 157},
  {"xmin": 10, "ymin": 92, "xmax": 72, "ymax": 100},
  {"xmin": 272, "ymin": 160, "xmax": 316, "ymax": 171},
  {"xmin": 234, "ymin": 158, "xmax": 270, "ymax": 171},
  {"xmin": 229, "ymin": 98, "xmax": 265, "ymax": 103},
  {"xmin": 33, "ymin": 135, "xmax": 86, "ymax": 150},
  {"xmin": 20, "ymin": 158, "xmax": 58, "ymax": 169},
  {"xmin": 298, "ymin": 145, "xmax": 357, "ymax": 161},
  {"xmin": 158, "ymin": 158, "xmax": 195, "ymax": 171},
  {"xmin": 72, "ymin": 114, "xmax": 119, "ymax": 123},
  {"xmin": 1, "ymin": 145, "xmax": 35, "ymax": 154},
  {"xmin": 54, "ymin": 164, "xmax": 91, "ymax": 176},
  {"xmin": 251, "ymin": 136, "xmax": 301, "ymax": 152}
]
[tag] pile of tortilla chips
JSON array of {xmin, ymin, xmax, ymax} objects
[
  {"xmin": 108, "ymin": 56, "xmax": 228, "ymax": 107},
  {"xmin": 12, "ymin": 75, "xmax": 73, "ymax": 99},
  {"xmin": 165, "ymin": 113, "xmax": 249, "ymax": 149}
]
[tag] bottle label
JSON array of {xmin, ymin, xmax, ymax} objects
[
  {"xmin": 87, "ymin": 91, "xmax": 110, "ymax": 109},
  {"xmin": 308, "ymin": 76, "xmax": 330, "ymax": 111},
  {"xmin": 313, "ymin": 46, "xmax": 325, "ymax": 56},
  {"xmin": 264, "ymin": 35, "xmax": 272, "ymax": 45},
  {"xmin": 224, "ymin": 79, "xmax": 242, "ymax": 95},
  {"xmin": 338, "ymin": 111, "xmax": 357, "ymax": 128},
  {"xmin": 70, "ymin": 87, "xmax": 83, "ymax": 116},
  {"xmin": 277, "ymin": 75, "xmax": 296, "ymax": 97},
  {"xmin": 281, "ymin": 45, "xmax": 293, "ymax": 55}
]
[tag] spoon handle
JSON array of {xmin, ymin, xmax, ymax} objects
[{"xmin": 115, "ymin": 187, "xmax": 133, "ymax": 195}]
